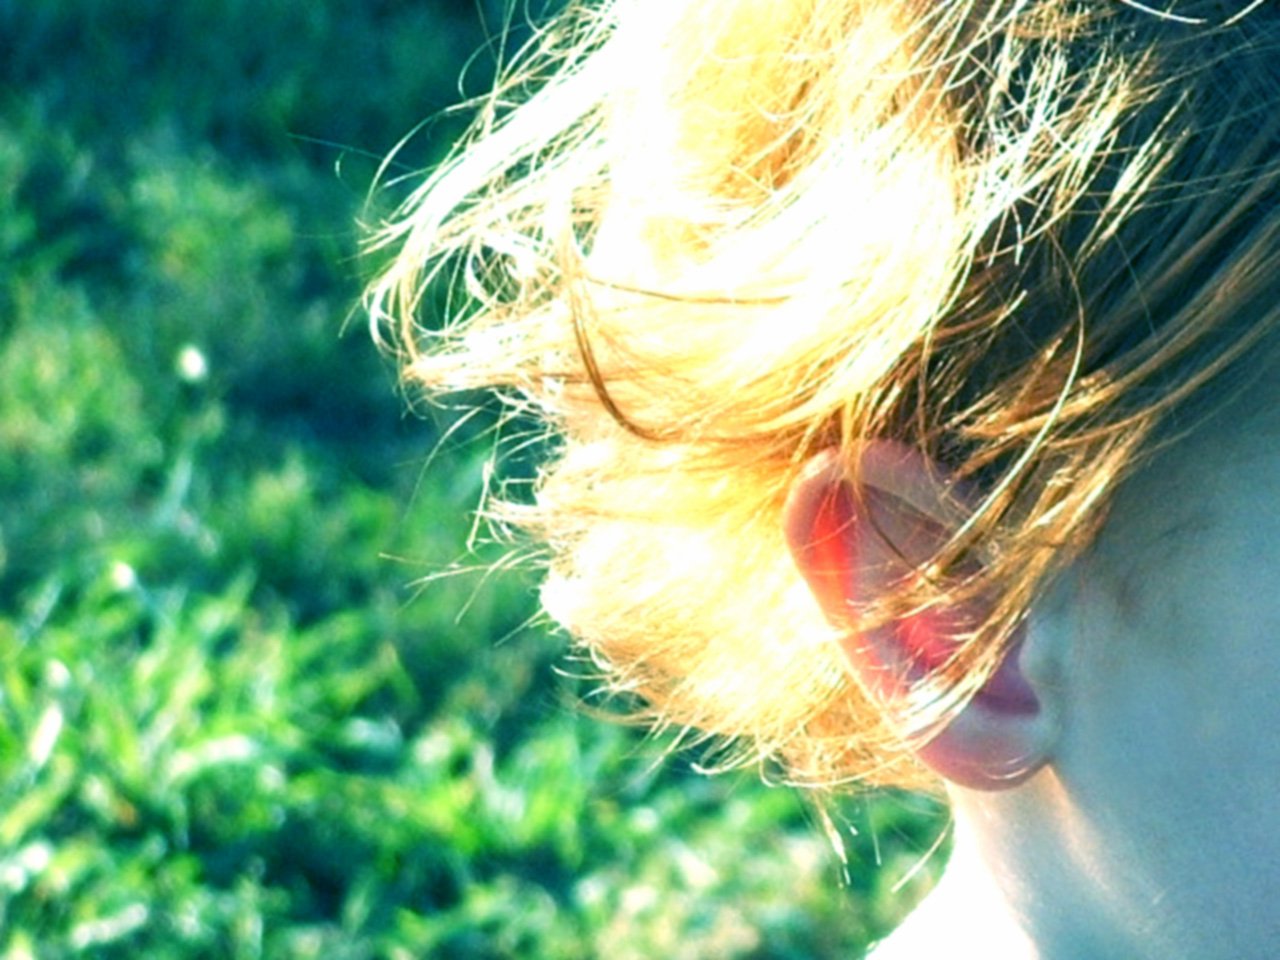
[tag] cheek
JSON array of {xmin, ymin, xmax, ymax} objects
[
  {"xmin": 1054, "ymin": 557, "xmax": 1280, "ymax": 923},
  {"xmin": 1042, "ymin": 428, "xmax": 1280, "ymax": 950},
  {"xmin": 1062, "ymin": 663, "xmax": 1280, "ymax": 954}
]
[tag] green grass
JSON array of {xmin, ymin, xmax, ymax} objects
[{"xmin": 0, "ymin": 2, "xmax": 947, "ymax": 956}]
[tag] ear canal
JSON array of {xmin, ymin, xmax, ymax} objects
[{"xmin": 783, "ymin": 444, "xmax": 1055, "ymax": 791}]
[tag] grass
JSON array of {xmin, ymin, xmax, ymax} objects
[{"xmin": 0, "ymin": 2, "xmax": 948, "ymax": 956}]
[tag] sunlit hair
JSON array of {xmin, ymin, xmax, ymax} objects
[{"xmin": 367, "ymin": 0, "xmax": 1280, "ymax": 789}]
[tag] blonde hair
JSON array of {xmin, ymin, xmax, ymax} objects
[{"xmin": 367, "ymin": 0, "xmax": 1280, "ymax": 789}]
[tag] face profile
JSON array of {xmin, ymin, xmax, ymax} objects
[
  {"xmin": 369, "ymin": 1, "xmax": 1280, "ymax": 956},
  {"xmin": 819, "ymin": 362, "xmax": 1280, "ymax": 959},
  {"xmin": 1018, "ymin": 370, "xmax": 1280, "ymax": 959}
]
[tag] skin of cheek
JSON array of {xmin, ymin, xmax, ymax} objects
[{"xmin": 1047, "ymin": 470, "xmax": 1280, "ymax": 959}]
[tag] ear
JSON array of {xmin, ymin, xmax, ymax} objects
[{"xmin": 782, "ymin": 443, "xmax": 1056, "ymax": 790}]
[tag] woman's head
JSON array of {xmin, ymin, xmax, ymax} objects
[{"xmin": 367, "ymin": 0, "xmax": 1280, "ymax": 789}]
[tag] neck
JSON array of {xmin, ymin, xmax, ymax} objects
[
  {"xmin": 870, "ymin": 821, "xmax": 1039, "ymax": 960},
  {"xmin": 872, "ymin": 777, "xmax": 1154, "ymax": 960}
]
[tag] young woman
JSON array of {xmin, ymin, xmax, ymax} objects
[{"xmin": 368, "ymin": 1, "xmax": 1280, "ymax": 956}]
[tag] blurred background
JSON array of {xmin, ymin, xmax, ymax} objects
[{"xmin": 0, "ymin": 2, "xmax": 946, "ymax": 957}]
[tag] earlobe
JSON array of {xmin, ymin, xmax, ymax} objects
[{"xmin": 783, "ymin": 444, "xmax": 1056, "ymax": 791}]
